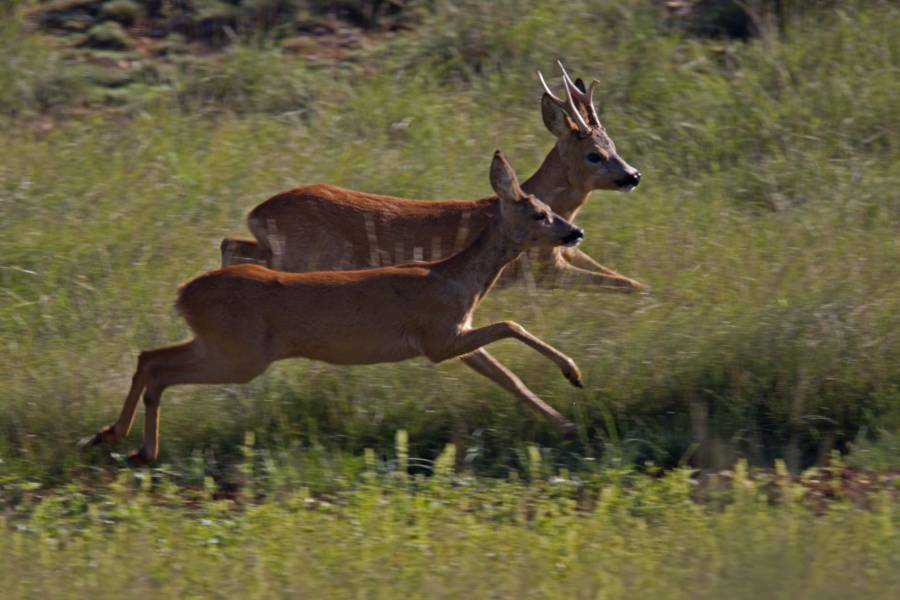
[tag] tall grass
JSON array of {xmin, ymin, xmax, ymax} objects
[{"xmin": 1, "ymin": 0, "xmax": 899, "ymax": 479}]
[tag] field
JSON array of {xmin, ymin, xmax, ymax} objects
[
  {"xmin": 2, "ymin": 452, "xmax": 898, "ymax": 599},
  {"xmin": 1, "ymin": 0, "xmax": 899, "ymax": 596}
]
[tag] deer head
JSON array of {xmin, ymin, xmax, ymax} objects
[
  {"xmin": 491, "ymin": 150, "xmax": 584, "ymax": 248},
  {"xmin": 539, "ymin": 62, "xmax": 641, "ymax": 193}
]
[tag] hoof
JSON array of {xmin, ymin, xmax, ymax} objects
[
  {"xmin": 619, "ymin": 279, "xmax": 648, "ymax": 294},
  {"xmin": 125, "ymin": 448, "xmax": 152, "ymax": 467},
  {"xmin": 565, "ymin": 370, "xmax": 583, "ymax": 388},
  {"xmin": 78, "ymin": 425, "xmax": 115, "ymax": 448},
  {"xmin": 77, "ymin": 433, "xmax": 101, "ymax": 448},
  {"xmin": 563, "ymin": 360, "xmax": 583, "ymax": 388}
]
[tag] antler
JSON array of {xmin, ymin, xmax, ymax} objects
[
  {"xmin": 556, "ymin": 61, "xmax": 601, "ymax": 128},
  {"xmin": 538, "ymin": 64, "xmax": 592, "ymax": 136},
  {"xmin": 573, "ymin": 78, "xmax": 601, "ymax": 128}
]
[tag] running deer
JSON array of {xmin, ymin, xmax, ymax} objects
[
  {"xmin": 82, "ymin": 151, "xmax": 585, "ymax": 463},
  {"xmin": 221, "ymin": 63, "xmax": 643, "ymax": 292}
]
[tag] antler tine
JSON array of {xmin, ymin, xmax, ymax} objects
[
  {"xmin": 556, "ymin": 62, "xmax": 591, "ymax": 135},
  {"xmin": 585, "ymin": 79, "xmax": 601, "ymax": 126},
  {"xmin": 585, "ymin": 79, "xmax": 600, "ymax": 102},
  {"xmin": 556, "ymin": 61, "xmax": 578, "ymax": 94},
  {"xmin": 556, "ymin": 61, "xmax": 588, "ymax": 102},
  {"xmin": 537, "ymin": 70, "xmax": 565, "ymax": 105},
  {"xmin": 567, "ymin": 88, "xmax": 591, "ymax": 134}
]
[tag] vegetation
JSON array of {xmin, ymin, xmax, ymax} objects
[
  {"xmin": 2, "ymin": 446, "xmax": 899, "ymax": 598},
  {"xmin": 3, "ymin": 0, "xmax": 898, "ymax": 478},
  {"xmin": 1, "ymin": 1, "xmax": 898, "ymax": 595},
  {"xmin": 100, "ymin": 0, "xmax": 143, "ymax": 26}
]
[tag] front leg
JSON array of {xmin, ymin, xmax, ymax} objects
[
  {"xmin": 426, "ymin": 321, "xmax": 583, "ymax": 388},
  {"xmin": 459, "ymin": 349, "xmax": 576, "ymax": 434},
  {"xmin": 559, "ymin": 247, "xmax": 645, "ymax": 292},
  {"xmin": 551, "ymin": 260, "xmax": 644, "ymax": 293}
]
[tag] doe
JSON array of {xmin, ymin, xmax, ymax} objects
[{"xmin": 83, "ymin": 151, "xmax": 586, "ymax": 463}]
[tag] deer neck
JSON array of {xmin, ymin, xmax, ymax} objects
[
  {"xmin": 437, "ymin": 214, "xmax": 522, "ymax": 307},
  {"xmin": 520, "ymin": 145, "xmax": 590, "ymax": 221}
]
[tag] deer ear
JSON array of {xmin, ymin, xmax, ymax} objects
[
  {"xmin": 574, "ymin": 77, "xmax": 586, "ymax": 93},
  {"xmin": 541, "ymin": 94, "xmax": 577, "ymax": 138},
  {"xmin": 490, "ymin": 150, "xmax": 524, "ymax": 201}
]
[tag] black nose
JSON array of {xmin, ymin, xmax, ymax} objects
[
  {"xmin": 620, "ymin": 170, "xmax": 641, "ymax": 188},
  {"xmin": 562, "ymin": 228, "xmax": 584, "ymax": 245}
]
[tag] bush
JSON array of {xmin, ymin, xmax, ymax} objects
[
  {"xmin": 175, "ymin": 46, "xmax": 315, "ymax": 113},
  {"xmin": 81, "ymin": 20, "xmax": 133, "ymax": 49},
  {"xmin": 0, "ymin": 12, "xmax": 91, "ymax": 115},
  {"xmin": 101, "ymin": 0, "xmax": 143, "ymax": 26}
]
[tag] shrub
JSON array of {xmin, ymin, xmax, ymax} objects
[
  {"xmin": 81, "ymin": 20, "xmax": 133, "ymax": 49},
  {"xmin": 175, "ymin": 46, "xmax": 315, "ymax": 114},
  {"xmin": 101, "ymin": 0, "xmax": 143, "ymax": 26}
]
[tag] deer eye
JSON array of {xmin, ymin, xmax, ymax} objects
[
  {"xmin": 532, "ymin": 212, "xmax": 548, "ymax": 222},
  {"xmin": 586, "ymin": 152, "xmax": 604, "ymax": 164}
]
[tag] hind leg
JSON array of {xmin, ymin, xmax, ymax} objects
[
  {"xmin": 79, "ymin": 341, "xmax": 198, "ymax": 449},
  {"xmin": 128, "ymin": 346, "xmax": 269, "ymax": 464}
]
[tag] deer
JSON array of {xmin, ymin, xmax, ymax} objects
[
  {"xmin": 81, "ymin": 151, "xmax": 587, "ymax": 464},
  {"xmin": 220, "ymin": 63, "xmax": 644, "ymax": 293}
]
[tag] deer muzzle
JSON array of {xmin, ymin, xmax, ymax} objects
[
  {"xmin": 617, "ymin": 168, "xmax": 641, "ymax": 192},
  {"xmin": 561, "ymin": 228, "xmax": 585, "ymax": 247}
]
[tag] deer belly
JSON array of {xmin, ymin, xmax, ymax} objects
[{"xmin": 276, "ymin": 320, "xmax": 423, "ymax": 366}]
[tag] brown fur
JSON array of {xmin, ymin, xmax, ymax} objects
[
  {"xmin": 221, "ymin": 69, "xmax": 644, "ymax": 292},
  {"xmin": 82, "ymin": 151, "xmax": 586, "ymax": 463}
]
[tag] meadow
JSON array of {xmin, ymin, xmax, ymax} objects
[
  {"xmin": 1, "ymin": 0, "xmax": 899, "ymax": 595},
  {"xmin": 2, "ymin": 448, "xmax": 899, "ymax": 599}
]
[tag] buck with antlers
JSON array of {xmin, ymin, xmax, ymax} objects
[
  {"xmin": 82, "ymin": 151, "xmax": 586, "ymax": 463},
  {"xmin": 221, "ymin": 63, "xmax": 644, "ymax": 292}
]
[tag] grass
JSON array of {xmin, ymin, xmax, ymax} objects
[
  {"xmin": 0, "ymin": 0, "xmax": 899, "ymax": 480},
  {"xmin": 1, "ymin": 450, "xmax": 898, "ymax": 599},
  {"xmin": 1, "ymin": 2, "xmax": 898, "ymax": 595}
]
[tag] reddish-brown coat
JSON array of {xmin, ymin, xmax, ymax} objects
[
  {"xmin": 222, "ymin": 70, "xmax": 644, "ymax": 292},
  {"xmin": 83, "ymin": 152, "xmax": 586, "ymax": 463}
]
